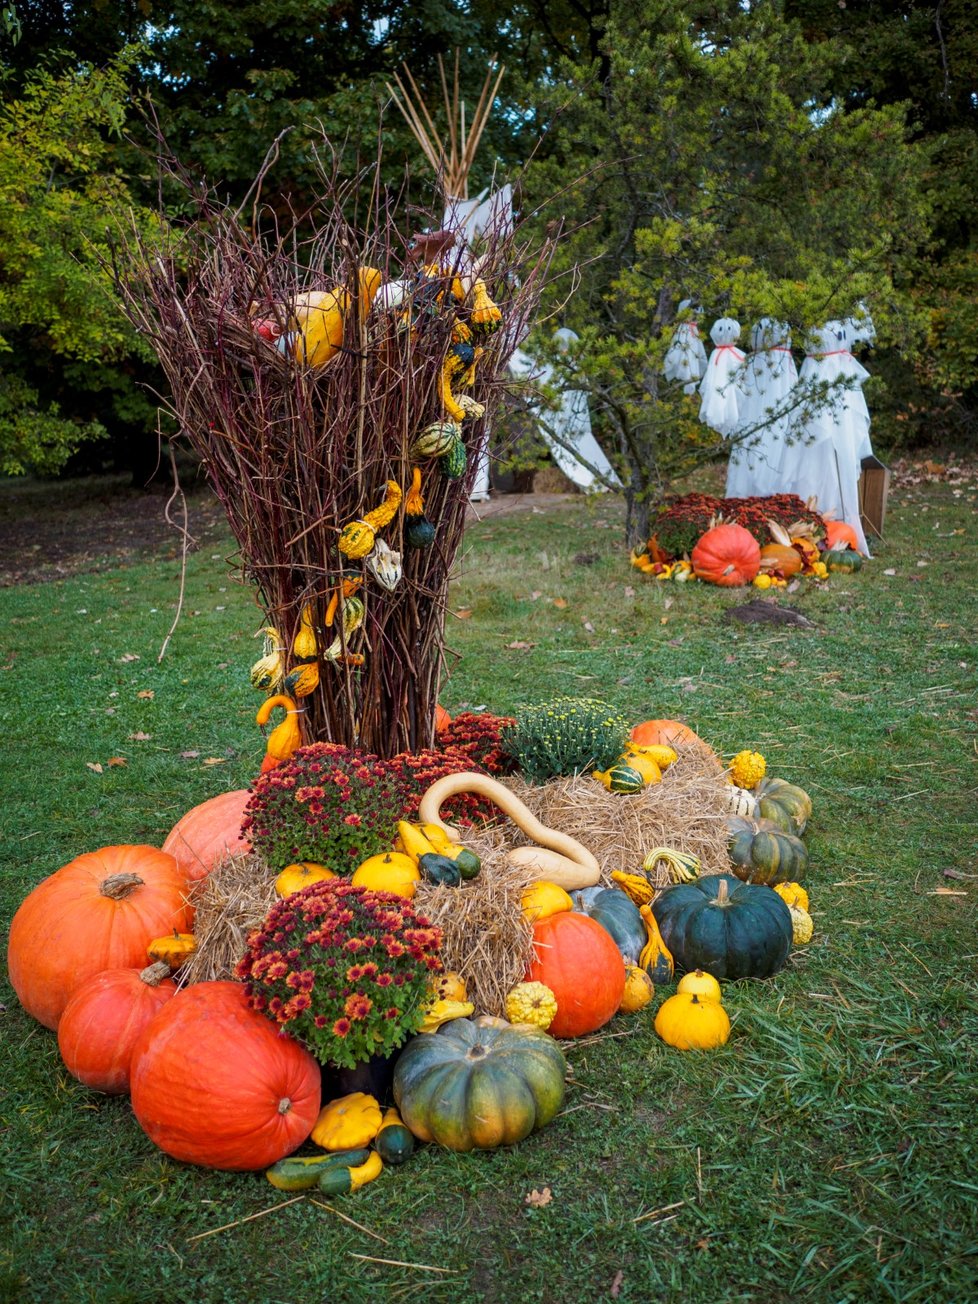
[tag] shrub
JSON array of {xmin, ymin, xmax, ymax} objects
[
  {"xmin": 438, "ymin": 711, "xmax": 517, "ymax": 776},
  {"xmin": 501, "ymin": 697, "xmax": 628, "ymax": 784}
]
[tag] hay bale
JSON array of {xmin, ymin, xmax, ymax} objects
[
  {"xmin": 415, "ymin": 832, "xmax": 536, "ymax": 1019},
  {"xmin": 501, "ymin": 746, "xmax": 732, "ymax": 888},
  {"xmin": 181, "ymin": 852, "xmax": 277, "ymax": 986}
]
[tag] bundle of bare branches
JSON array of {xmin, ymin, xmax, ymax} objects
[{"xmin": 115, "ymin": 138, "xmax": 557, "ymax": 756}]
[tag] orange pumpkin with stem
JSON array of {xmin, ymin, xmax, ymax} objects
[
  {"xmin": 129, "ymin": 980, "xmax": 321, "ymax": 1171},
  {"xmin": 7, "ymin": 845, "xmax": 192, "ymax": 1030},
  {"xmin": 691, "ymin": 524, "xmax": 761, "ymax": 586},
  {"xmin": 629, "ymin": 719, "xmax": 718, "ymax": 764},
  {"xmin": 58, "ymin": 962, "xmax": 178, "ymax": 1094},
  {"xmin": 162, "ymin": 790, "xmax": 252, "ymax": 882},
  {"xmin": 824, "ymin": 520, "xmax": 863, "ymax": 554}
]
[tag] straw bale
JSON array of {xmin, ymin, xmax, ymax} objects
[
  {"xmin": 499, "ymin": 746, "xmax": 732, "ymax": 889},
  {"xmin": 414, "ymin": 831, "xmax": 537, "ymax": 1018},
  {"xmin": 181, "ymin": 851, "xmax": 277, "ymax": 986}
]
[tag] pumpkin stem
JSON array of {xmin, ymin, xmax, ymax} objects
[
  {"xmin": 139, "ymin": 962, "xmax": 173, "ymax": 986},
  {"xmin": 277, "ymin": 1097, "xmax": 292, "ymax": 1115},
  {"xmin": 716, "ymin": 878, "xmax": 730, "ymax": 906},
  {"xmin": 99, "ymin": 872, "xmax": 145, "ymax": 899}
]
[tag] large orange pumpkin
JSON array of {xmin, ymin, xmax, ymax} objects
[
  {"xmin": 758, "ymin": 543, "xmax": 803, "ymax": 577},
  {"xmin": 824, "ymin": 520, "xmax": 862, "ymax": 554},
  {"xmin": 162, "ymin": 790, "xmax": 252, "ymax": 882},
  {"xmin": 527, "ymin": 913, "xmax": 625, "ymax": 1038},
  {"xmin": 129, "ymin": 981, "xmax": 321, "ymax": 1170},
  {"xmin": 7, "ymin": 845, "xmax": 192, "ymax": 1030},
  {"xmin": 58, "ymin": 962, "xmax": 177, "ymax": 1094},
  {"xmin": 629, "ymin": 719, "xmax": 717, "ymax": 764},
  {"xmin": 691, "ymin": 523, "xmax": 761, "ymax": 586}
]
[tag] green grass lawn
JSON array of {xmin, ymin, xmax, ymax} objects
[{"xmin": 1, "ymin": 468, "xmax": 977, "ymax": 1303}]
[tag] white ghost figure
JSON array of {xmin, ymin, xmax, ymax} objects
[{"xmin": 698, "ymin": 318, "xmax": 745, "ymax": 437}]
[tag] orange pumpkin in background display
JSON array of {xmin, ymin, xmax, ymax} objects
[
  {"xmin": 162, "ymin": 790, "xmax": 252, "ymax": 882},
  {"xmin": 823, "ymin": 520, "xmax": 862, "ymax": 554},
  {"xmin": 58, "ymin": 963, "xmax": 178, "ymax": 1094},
  {"xmin": 434, "ymin": 704, "xmax": 452, "ymax": 735},
  {"xmin": 758, "ymin": 543, "xmax": 803, "ymax": 577},
  {"xmin": 691, "ymin": 523, "xmax": 761, "ymax": 586},
  {"xmin": 129, "ymin": 981, "xmax": 321, "ymax": 1171},
  {"xmin": 526, "ymin": 912, "xmax": 625, "ymax": 1038},
  {"xmin": 7, "ymin": 845, "xmax": 192, "ymax": 1030}
]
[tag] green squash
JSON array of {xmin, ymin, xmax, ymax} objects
[
  {"xmin": 727, "ymin": 818, "xmax": 808, "ymax": 886},
  {"xmin": 651, "ymin": 873, "xmax": 793, "ymax": 981},
  {"xmin": 418, "ymin": 852, "xmax": 462, "ymax": 887},
  {"xmin": 374, "ymin": 1107, "xmax": 415, "ymax": 1165},
  {"xmin": 411, "ymin": 420, "xmax": 463, "ymax": 458},
  {"xmin": 438, "ymin": 438, "xmax": 468, "ymax": 480},
  {"xmin": 753, "ymin": 777, "xmax": 812, "ymax": 835},
  {"xmin": 823, "ymin": 548, "xmax": 863, "ymax": 573},
  {"xmin": 572, "ymin": 886, "xmax": 646, "ymax": 966},
  {"xmin": 393, "ymin": 1015, "xmax": 567, "ymax": 1151},
  {"xmin": 607, "ymin": 761, "xmax": 645, "ymax": 794}
]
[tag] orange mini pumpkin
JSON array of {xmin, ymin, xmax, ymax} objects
[{"xmin": 824, "ymin": 520, "xmax": 862, "ymax": 554}]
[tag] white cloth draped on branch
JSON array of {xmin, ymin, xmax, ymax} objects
[
  {"xmin": 698, "ymin": 318, "xmax": 745, "ymax": 437},
  {"xmin": 781, "ymin": 321, "xmax": 873, "ymax": 555},
  {"xmin": 725, "ymin": 319, "xmax": 799, "ymax": 499},
  {"xmin": 663, "ymin": 301, "xmax": 708, "ymax": 395}
]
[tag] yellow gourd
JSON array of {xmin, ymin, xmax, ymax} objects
[
  {"xmin": 351, "ymin": 851, "xmax": 420, "ymax": 899},
  {"xmin": 654, "ymin": 992, "xmax": 731, "ymax": 1050},
  {"xmin": 146, "ymin": 931, "xmax": 197, "ymax": 970},
  {"xmin": 395, "ymin": 821, "xmax": 439, "ymax": 865},
  {"xmin": 418, "ymin": 998, "xmax": 475, "ymax": 1032},
  {"xmin": 610, "ymin": 870, "xmax": 655, "ymax": 907},
  {"xmin": 249, "ymin": 625, "xmax": 285, "ymax": 692},
  {"xmin": 470, "ymin": 279, "xmax": 502, "ymax": 332},
  {"xmin": 311, "ymin": 1092, "xmax": 383, "ymax": 1151},
  {"xmin": 789, "ymin": 905, "xmax": 814, "ymax": 945},
  {"xmin": 676, "ymin": 970, "xmax": 723, "ymax": 1002},
  {"xmin": 257, "ymin": 694, "xmax": 303, "ymax": 772},
  {"xmin": 620, "ymin": 751, "xmax": 663, "ymax": 785},
  {"xmin": 293, "ymin": 289, "xmax": 348, "ymax": 367},
  {"xmin": 504, "ymin": 981, "xmax": 557, "ymax": 1030},
  {"xmin": 362, "ymin": 480, "xmax": 403, "ymax": 532},
  {"xmin": 285, "ymin": 660, "xmax": 320, "ymax": 698},
  {"xmin": 624, "ymin": 742, "xmax": 678, "ymax": 771},
  {"xmin": 275, "ymin": 862, "xmax": 337, "ymax": 898},
  {"xmin": 773, "ymin": 882, "xmax": 810, "ymax": 912},
  {"xmin": 429, "ymin": 972, "xmax": 468, "ymax": 1002},
  {"xmin": 643, "ymin": 847, "xmax": 701, "ymax": 884},
  {"xmin": 520, "ymin": 880, "xmax": 574, "ymax": 922},
  {"xmin": 619, "ymin": 965, "xmax": 654, "ymax": 1013},
  {"xmin": 292, "ymin": 604, "xmax": 318, "ymax": 661},
  {"xmin": 337, "ymin": 518, "xmax": 376, "ymax": 560},
  {"xmin": 728, "ymin": 750, "xmax": 767, "ymax": 789},
  {"xmin": 638, "ymin": 904, "xmax": 674, "ymax": 984}
]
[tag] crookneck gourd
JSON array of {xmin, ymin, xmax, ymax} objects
[{"xmin": 417, "ymin": 771, "xmax": 600, "ymax": 890}]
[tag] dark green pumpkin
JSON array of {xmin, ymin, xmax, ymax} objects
[
  {"xmin": 393, "ymin": 1015, "xmax": 567, "ymax": 1151},
  {"xmin": 406, "ymin": 514, "xmax": 436, "ymax": 549},
  {"xmin": 728, "ymin": 819, "xmax": 808, "ymax": 886},
  {"xmin": 451, "ymin": 846, "xmax": 481, "ymax": 880},
  {"xmin": 753, "ymin": 777, "xmax": 812, "ymax": 835},
  {"xmin": 823, "ymin": 548, "xmax": 863, "ymax": 573},
  {"xmin": 572, "ymin": 886, "xmax": 646, "ymax": 965},
  {"xmin": 651, "ymin": 874, "xmax": 793, "ymax": 980},
  {"xmin": 374, "ymin": 1110, "xmax": 415, "ymax": 1165}
]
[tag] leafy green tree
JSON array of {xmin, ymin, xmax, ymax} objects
[
  {"xmin": 517, "ymin": 0, "xmax": 930, "ymax": 540},
  {"xmin": 0, "ymin": 55, "xmax": 161, "ymax": 475}
]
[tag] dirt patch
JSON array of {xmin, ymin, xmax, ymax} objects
[
  {"xmin": 0, "ymin": 475, "xmax": 231, "ymax": 587},
  {"xmin": 0, "ymin": 475, "xmax": 582, "ymax": 587}
]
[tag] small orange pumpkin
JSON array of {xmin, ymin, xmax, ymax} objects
[
  {"xmin": 824, "ymin": 520, "xmax": 862, "ymax": 554},
  {"xmin": 758, "ymin": 543, "xmax": 802, "ymax": 577}
]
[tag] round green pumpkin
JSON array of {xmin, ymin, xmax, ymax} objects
[
  {"xmin": 727, "ymin": 818, "xmax": 808, "ymax": 886},
  {"xmin": 823, "ymin": 548, "xmax": 863, "ymax": 573},
  {"xmin": 651, "ymin": 874, "xmax": 793, "ymax": 980},
  {"xmin": 753, "ymin": 777, "xmax": 812, "ymax": 835},
  {"xmin": 393, "ymin": 1016, "xmax": 567, "ymax": 1151},
  {"xmin": 572, "ymin": 886, "xmax": 646, "ymax": 965}
]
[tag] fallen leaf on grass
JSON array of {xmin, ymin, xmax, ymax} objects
[
  {"xmin": 181, "ymin": 750, "xmax": 201, "ymax": 759},
  {"xmin": 86, "ymin": 762, "xmax": 103, "ymax": 774},
  {"xmin": 107, "ymin": 757, "xmax": 127, "ymax": 768},
  {"xmin": 529, "ymin": 590, "xmax": 542, "ymax": 600},
  {"xmin": 128, "ymin": 731, "xmax": 153, "ymax": 741},
  {"xmin": 553, "ymin": 597, "xmax": 568, "ymax": 609},
  {"xmin": 943, "ymin": 868, "xmax": 977, "ymax": 880},
  {"xmin": 610, "ymin": 1270, "xmax": 624, "ymax": 1297},
  {"xmin": 623, "ymin": 586, "xmax": 635, "ymax": 598},
  {"xmin": 202, "ymin": 757, "xmax": 228, "ymax": 766},
  {"xmin": 524, "ymin": 1187, "xmax": 552, "ymax": 1208},
  {"xmin": 454, "ymin": 609, "xmax": 473, "ymax": 620},
  {"xmin": 883, "ymin": 569, "xmax": 896, "ymax": 577},
  {"xmin": 119, "ymin": 653, "xmax": 140, "ymax": 663},
  {"xmin": 137, "ymin": 689, "xmax": 155, "ymax": 700},
  {"xmin": 582, "ymin": 619, "xmax": 595, "ymax": 633},
  {"xmin": 506, "ymin": 640, "xmax": 535, "ymax": 650}
]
